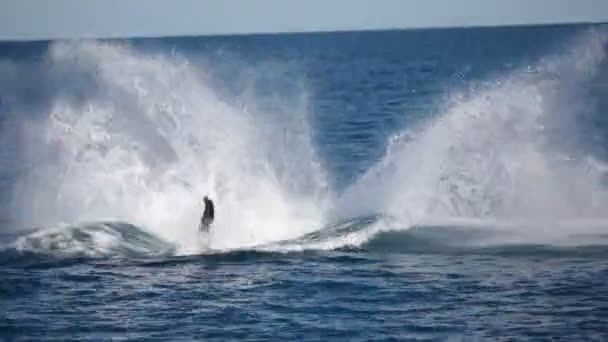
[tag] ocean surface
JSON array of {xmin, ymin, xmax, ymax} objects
[{"xmin": 2, "ymin": 24, "xmax": 608, "ymax": 340}]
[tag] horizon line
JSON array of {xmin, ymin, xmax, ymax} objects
[{"xmin": 1, "ymin": 20, "xmax": 606, "ymax": 43}]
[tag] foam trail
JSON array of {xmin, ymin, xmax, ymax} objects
[
  {"xmin": 334, "ymin": 27, "xmax": 608, "ymax": 246},
  {"xmin": 1, "ymin": 41, "xmax": 329, "ymax": 254}
]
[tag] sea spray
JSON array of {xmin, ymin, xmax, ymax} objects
[
  {"xmin": 1, "ymin": 41, "xmax": 329, "ymax": 253},
  {"xmin": 330, "ymin": 27, "xmax": 608, "ymax": 247}
]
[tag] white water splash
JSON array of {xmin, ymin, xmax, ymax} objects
[
  {"xmin": 331, "ymin": 27, "xmax": 608, "ymax": 248},
  {"xmin": 3, "ymin": 41, "xmax": 330, "ymax": 254},
  {"xmin": 3, "ymin": 27, "xmax": 608, "ymax": 257}
]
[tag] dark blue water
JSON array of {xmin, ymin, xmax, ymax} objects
[{"xmin": 2, "ymin": 24, "xmax": 608, "ymax": 340}]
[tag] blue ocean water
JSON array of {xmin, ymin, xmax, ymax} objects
[{"xmin": 2, "ymin": 24, "xmax": 608, "ymax": 340}]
